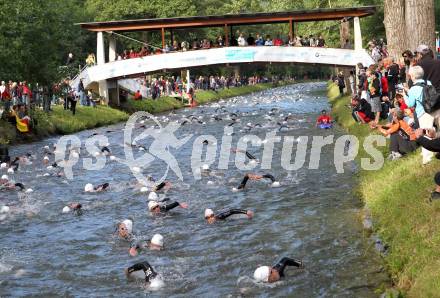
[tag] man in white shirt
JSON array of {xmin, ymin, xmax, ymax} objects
[{"xmin": 237, "ymin": 33, "xmax": 247, "ymax": 47}]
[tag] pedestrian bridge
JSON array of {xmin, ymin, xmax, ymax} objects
[{"xmin": 74, "ymin": 46, "xmax": 373, "ymax": 89}]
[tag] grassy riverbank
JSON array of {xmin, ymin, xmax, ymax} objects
[
  {"xmin": 120, "ymin": 82, "xmax": 291, "ymax": 113},
  {"xmin": 0, "ymin": 105, "xmax": 129, "ymax": 144},
  {"xmin": 328, "ymin": 83, "xmax": 440, "ymax": 297}
]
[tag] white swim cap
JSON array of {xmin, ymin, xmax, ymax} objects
[
  {"xmin": 25, "ymin": 188, "xmax": 33, "ymax": 193},
  {"xmin": 207, "ymin": 180, "xmax": 214, "ymax": 185},
  {"xmin": 254, "ymin": 266, "xmax": 271, "ymax": 282},
  {"xmin": 62, "ymin": 206, "xmax": 71, "ymax": 213},
  {"xmin": 140, "ymin": 187, "xmax": 148, "ymax": 193},
  {"xmin": 84, "ymin": 183, "xmax": 94, "ymax": 192},
  {"xmin": 132, "ymin": 167, "xmax": 141, "ymax": 173},
  {"xmin": 109, "ymin": 155, "xmax": 116, "ymax": 161},
  {"xmin": 43, "ymin": 156, "xmax": 49, "ymax": 161},
  {"xmin": 7, "ymin": 168, "xmax": 14, "ymax": 174},
  {"xmin": 0, "ymin": 205, "xmax": 10, "ymax": 213},
  {"xmin": 46, "ymin": 166, "xmax": 53, "ymax": 170},
  {"xmin": 1, "ymin": 174, "xmax": 8, "ymax": 180},
  {"xmin": 93, "ymin": 152, "xmax": 100, "ymax": 157},
  {"xmin": 44, "ymin": 145, "xmax": 50, "ymax": 150},
  {"xmin": 149, "ymin": 277, "xmax": 164, "ymax": 290},
  {"xmin": 232, "ymin": 187, "xmax": 239, "ymax": 192},
  {"xmin": 0, "ymin": 162, "xmax": 7, "ymax": 168},
  {"xmin": 148, "ymin": 201, "xmax": 159, "ymax": 211},
  {"xmin": 122, "ymin": 219, "xmax": 133, "ymax": 234},
  {"xmin": 204, "ymin": 208, "xmax": 214, "ymax": 218},
  {"xmin": 202, "ymin": 164, "xmax": 209, "ymax": 170},
  {"xmin": 71, "ymin": 151, "xmax": 80, "ymax": 158},
  {"xmin": 151, "ymin": 234, "xmax": 164, "ymax": 247},
  {"xmin": 148, "ymin": 192, "xmax": 158, "ymax": 201},
  {"xmin": 271, "ymin": 181, "xmax": 280, "ymax": 188}
]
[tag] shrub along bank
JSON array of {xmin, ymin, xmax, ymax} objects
[{"xmin": 328, "ymin": 82, "xmax": 440, "ymax": 297}]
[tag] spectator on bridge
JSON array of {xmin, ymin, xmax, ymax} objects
[
  {"xmin": 264, "ymin": 35, "xmax": 273, "ymax": 46},
  {"xmin": 273, "ymin": 35, "xmax": 283, "ymax": 46},
  {"xmin": 247, "ymin": 34, "xmax": 255, "ymax": 46},
  {"xmin": 255, "ymin": 34, "xmax": 264, "ymax": 46},
  {"xmin": 317, "ymin": 35, "xmax": 325, "ymax": 47},
  {"xmin": 343, "ymin": 39, "xmax": 353, "ymax": 49},
  {"xmin": 237, "ymin": 33, "xmax": 247, "ymax": 47},
  {"xmin": 309, "ymin": 35, "xmax": 316, "ymax": 47},
  {"xmin": 216, "ymin": 36, "xmax": 224, "ymax": 47}
]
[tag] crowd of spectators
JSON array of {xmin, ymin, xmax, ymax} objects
[
  {"xmin": 104, "ymin": 32, "xmax": 326, "ymax": 62},
  {"xmin": 130, "ymin": 74, "xmax": 274, "ymax": 100},
  {"xmin": 342, "ymin": 44, "xmax": 440, "ymax": 173}
]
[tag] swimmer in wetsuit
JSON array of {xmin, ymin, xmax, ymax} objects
[
  {"xmin": 117, "ymin": 219, "xmax": 133, "ymax": 240},
  {"xmin": 254, "ymin": 257, "xmax": 304, "ymax": 283},
  {"xmin": 230, "ymin": 148, "xmax": 257, "ymax": 161},
  {"xmin": 204, "ymin": 208, "xmax": 253, "ymax": 224},
  {"xmin": 129, "ymin": 234, "xmax": 164, "ymax": 256},
  {"xmin": 234, "ymin": 173, "xmax": 280, "ymax": 190},
  {"xmin": 125, "ymin": 261, "xmax": 159, "ymax": 284},
  {"xmin": 152, "ymin": 181, "xmax": 172, "ymax": 192},
  {"xmin": 148, "ymin": 200, "xmax": 188, "ymax": 214}
]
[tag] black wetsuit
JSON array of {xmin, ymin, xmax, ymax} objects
[
  {"xmin": 159, "ymin": 202, "xmax": 179, "ymax": 212},
  {"xmin": 272, "ymin": 257, "xmax": 303, "ymax": 277},
  {"xmin": 238, "ymin": 174, "xmax": 276, "ymax": 189},
  {"xmin": 245, "ymin": 151, "xmax": 256, "ymax": 160},
  {"xmin": 127, "ymin": 262, "xmax": 157, "ymax": 282},
  {"xmin": 94, "ymin": 183, "xmax": 109, "ymax": 191},
  {"xmin": 101, "ymin": 146, "xmax": 111, "ymax": 154},
  {"xmin": 155, "ymin": 182, "xmax": 166, "ymax": 191},
  {"xmin": 215, "ymin": 209, "xmax": 248, "ymax": 220}
]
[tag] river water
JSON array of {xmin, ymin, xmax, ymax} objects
[{"xmin": 0, "ymin": 82, "xmax": 389, "ymax": 297}]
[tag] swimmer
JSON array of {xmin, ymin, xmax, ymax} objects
[
  {"xmin": 84, "ymin": 183, "xmax": 109, "ymax": 192},
  {"xmin": 152, "ymin": 181, "xmax": 172, "ymax": 192},
  {"xmin": 117, "ymin": 219, "xmax": 133, "ymax": 240},
  {"xmin": 204, "ymin": 208, "xmax": 253, "ymax": 224},
  {"xmin": 125, "ymin": 261, "xmax": 163, "ymax": 287},
  {"xmin": 235, "ymin": 173, "xmax": 280, "ymax": 190},
  {"xmin": 254, "ymin": 257, "xmax": 304, "ymax": 283},
  {"xmin": 62, "ymin": 202, "xmax": 82, "ymax": 215},
  {"xmin": 101, "ymin": 146, "xmax": 111, "ymax": 155},
  {"xmin": 129, "ymin": 234, "xmax": 164, "ymax": 256},
  {"xmin": 231, "ymin": 148, "xmax": 257, "ymax": 161},
  {"xmin": 148, "ymin": 200, "xmax": 188, "ymax": 214},
  {"xmin": 42, "ymin": 155, "xmax": 50, "ymax": 164}
]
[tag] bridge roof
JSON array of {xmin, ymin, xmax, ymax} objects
[{"xmin": 78, "ymin": 6, "xmax": 375, "ymax": 32}]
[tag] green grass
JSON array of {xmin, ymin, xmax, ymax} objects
[
  {"xmin": 1, "ymin": 105, "xmax": 129, "ymax": 145},
  {"xmin": 328, "ymin": 83, "xmax": 440, "ymax": 297}
]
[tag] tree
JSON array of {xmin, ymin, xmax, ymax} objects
[
  {"xmin": 384, "ymin": 0, "xmax": 407, "ymax": 59},
  {"xmin": 405, "ymin": 0, "xmax": 436, "ymax": 52}
]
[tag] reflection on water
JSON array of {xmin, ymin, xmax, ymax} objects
[{"xmin": 0, "ymin": 83, "xmax": 389, "ymax": 297}]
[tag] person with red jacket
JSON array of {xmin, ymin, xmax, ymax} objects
[{"xmin": 381, "ymin": 72, "xmax": 389, "ymax": 97}]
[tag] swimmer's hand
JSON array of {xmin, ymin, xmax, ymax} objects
[
  {"xmin": 246, "ymin": 210, "xmax": 254, "ymax": 219},
  {"xmin": 179, "ymin": 202, "xmax": 188, "ymax": 209}
]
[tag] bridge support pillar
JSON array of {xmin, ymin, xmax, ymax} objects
[
  {"xmin": 109, "ymin": 36, "xmax": 117, "ymax": 62},
  {"xmin": 98, "ymin": 80, "xmax": 108, "ymax": 104},
  {"xmin": 97, "ymin": 31, "xmax": 105, "ymax": 65},
  {"xmin": 353, "ymin": 17, "xmax": 362, "ymax": 50}
]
